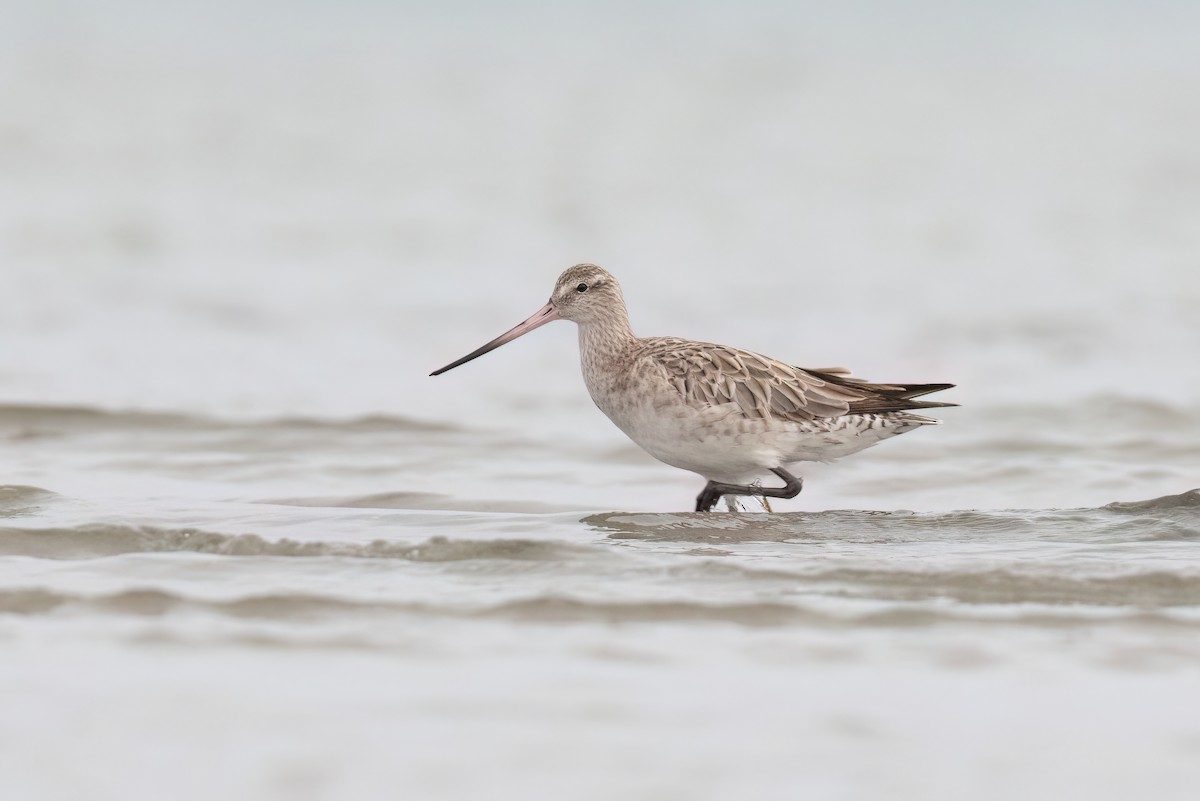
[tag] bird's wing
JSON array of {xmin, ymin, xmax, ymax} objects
[{"xmin": 642, "ymin": 338, "xmax": 955, "ymax": 422}]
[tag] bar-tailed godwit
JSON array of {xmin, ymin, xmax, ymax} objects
[{"xmin": 431, "ymin": 264, "xmax": 955, "ymax": 512}]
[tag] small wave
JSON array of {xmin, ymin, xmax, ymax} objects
[
  {"xmin": 587, "ymin": 490, "xmax": 1200, "ymax": 543},
  {"xmin": 803, "ymin": 567, "xmax": 1200, "ymax": 607},
  {"xmin": 0, "ymin": 485, "xmax": 64, "ymax": 518},
  {"xmin": 0, "ymin": 404, "xmax": 195, "ymax": 433},
  {"xmin": 0, "ymin": 588, "xmax": 399, "ymax": 618},
  {"xmin": 261, "ymin": 491, "xmax": 585, "ymax": 514},
  {"xmin": 243, "ymin": 414, "xmax": 460, "ymax": 433},
  {"xmin": 1105, "ymin": 489, "xmax": 1200, "ymax": 514},
  {"xmin": 0, "ymin": 403, "xmax": 455, "ymax": 436},
  {"xmin": 0, "ymin": 524, "xmax": 589, "ymax": 562},
  {"xmin": 0, "ymin": 588, "xmax": 814, "ymax": 625},
  {"xmin": 1099, "ymin": 489, "xmax": 1200, "ymax": 538},
  {"xmin": 655, "ymin": 558, "xmax": 1200, "ymax": 607},
  {"xmin": 476, "ymin": 596, "xmax": 811, "ymax": 625},
  {"xmin": 586, "ymin": 509, "xmax": 1042, "ymax": 544},
  {"xmin": 3, "ymin": 588, "xmax": 1196, "ymax": 630}
]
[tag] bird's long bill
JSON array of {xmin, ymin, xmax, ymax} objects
[{"xmin": 429, "ymin": 301, "xmax": 560, "ymax": 376}]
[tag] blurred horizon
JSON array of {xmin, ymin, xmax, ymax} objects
[{"xmin": 2, "ymin": 0, "xmax": 1198, "ymax": 421}]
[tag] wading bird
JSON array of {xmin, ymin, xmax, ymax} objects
[{"xmin": 431, "ymin": 264, "xmax": 954, "ymax": 512}]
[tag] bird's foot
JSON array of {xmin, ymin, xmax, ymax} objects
[{"xmin": 694, "ymin": 468, "xmax": 802, "ymax": 513}]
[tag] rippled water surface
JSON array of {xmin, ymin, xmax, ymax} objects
[
  {"xmin": 4, "ymin": 402, "xmax": 1200, "ymax": 800},
  {"xmin": 4, "ymin": 1, "xmax": 1200, "ymax": 800}
]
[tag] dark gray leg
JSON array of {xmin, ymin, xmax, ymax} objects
[{"xmin": 694, "ymin": 467, "xmax": 803, "ymax": 512}]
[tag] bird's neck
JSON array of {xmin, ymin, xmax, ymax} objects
[{"xmin": 577, "ymin": 305, "xmax": 636, "ymax": 368}]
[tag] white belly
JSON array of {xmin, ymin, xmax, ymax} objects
[{"xmin": 587, "ymin": 378, "xmax": 929, "ymax": 484}]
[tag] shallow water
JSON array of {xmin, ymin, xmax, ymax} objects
[
  {"xmin": 4, "ymin": 1, "xmax": 1200, "ymax": 800},
  {"xmin": 3, "ymin": 401, "xmax": 1200, "ymax": 800}
]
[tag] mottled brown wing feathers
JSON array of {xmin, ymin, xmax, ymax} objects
[{"xmin": 645, "ymin": 339, "xmax": 955, "ymax": 422}]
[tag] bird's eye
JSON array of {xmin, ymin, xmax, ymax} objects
[{"xmin": 576, "ymin": 283, "xmax": 589, "ymax": 293}]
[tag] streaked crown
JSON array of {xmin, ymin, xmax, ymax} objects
[{"xmin": 549, "ymin": 263, "xmax": 627, "ymax": 324}]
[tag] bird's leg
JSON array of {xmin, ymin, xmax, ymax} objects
[
  {"xmin": 695, "ymin": 482, "xmax": 722, "ymax": 513},
  {"xmin": 694, "ymin": 468, "xmax": 803, "ymax": 513}
]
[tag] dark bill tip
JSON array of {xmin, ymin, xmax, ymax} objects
[{"xmin": 429, "ymin": 301, "xmax": 560, "ymax": 377}]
